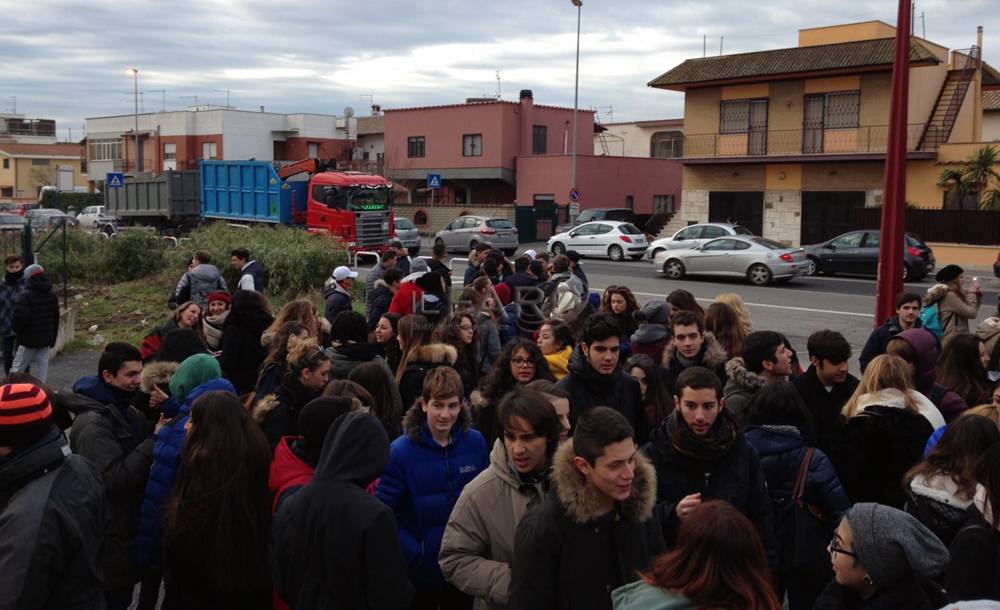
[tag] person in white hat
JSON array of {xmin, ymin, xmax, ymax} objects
[
  {"xmin": 523, "ymin": 249, "xmax": 537, "ymax": 260},
  {"xmin": 324, "ymin": 265, "xmax": 358, "ymax": 327}
]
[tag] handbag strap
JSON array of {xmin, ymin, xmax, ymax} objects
[{"xmin": 792, "ymin": 447, "xmax": 814, "ymax": 503}]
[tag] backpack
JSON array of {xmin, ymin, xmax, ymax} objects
[
  {"xmin": 775, "ymin": 448, "xmax": 835, "ymax": 578},
  {"xmin": 920, "ymin": 303, "xmax": 943, "ymax": 339}
]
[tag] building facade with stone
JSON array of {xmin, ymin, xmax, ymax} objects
[{"xmin": 649, "ymin": 20, "xmax": 997, "ymax": 246}]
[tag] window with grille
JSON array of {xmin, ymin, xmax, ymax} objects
[
  {"xmin": 532, "ymin": 125, "xmax": 547, "ymax": 154},
  {"xmin": 804, "ymin": 92, "xmax": 860, "ymax": 129},
  {"xmin": 720, "ymin": 100, "xmax": 752, "ymax": 134},
  {"xmin": 407, "ymin": 136, "xmax": 425, "ymax": 158},
  {"xmin": 463, "ymin": 134, "xmax": 482, "ymax": 157}
]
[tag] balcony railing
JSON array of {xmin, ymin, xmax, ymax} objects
[{"xmin": 681, "ymin": 124, "xmax": 928, "ymax": 159}]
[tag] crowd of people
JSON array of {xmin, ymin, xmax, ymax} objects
[{"xmin": 1, "ymin": 242, "xmax": 1000, "ymax": 610}]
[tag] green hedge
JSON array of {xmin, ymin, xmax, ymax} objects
[
  {"xmin": 39, "ymin": 191, "xmax": 103, "ymax": 213},
  {"xmin": 38, "ymin": 229, "xmax": 166, "ymax": 284}
]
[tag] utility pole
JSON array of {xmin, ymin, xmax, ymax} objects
[
  {"xmin": 127, "ymin": 68, "xmax": 140, "ymax": 172},
  {"xmin": 875, "ymin": 0, "xmax": 911, "ymax": 324},
  {"xmin": 570, "ymin": 0, "xmax": 582, "ymax": 194},
  {"xmin": 720, "ymin": 36, "xmax": 724, "ymax": 55},
  {"xmin": 703, "ymin": 34, "xmax": 707, "ymax": 58}
]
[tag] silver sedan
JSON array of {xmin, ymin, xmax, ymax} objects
[{"xmin": 654, "ymin": 236, "xmax": 808, "ymax": 286}]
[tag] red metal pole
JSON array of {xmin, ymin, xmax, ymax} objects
[{"xmin": 875, "ymin": 0, "xmax": 912, "ymax": 324}]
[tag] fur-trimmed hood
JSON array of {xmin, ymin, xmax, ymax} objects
[
  {"xmin": 407, "ymin": 343, "xmax": 458, "ymax": 367},
  {"xmin": 401, "ymin": 399, "xmax": 471, "ymax": 442},
  {"xmin": 140, "ymin": 361, "xmax": 178, "ymax": 393},
  {"xmin": 662, "ymin": 331, "xmax": 727, "ymax": 370},
  {"xmin": 923, "ymin": 283, "xmax": 951, "ymax": 307},
  {"xmin": 372, "ymin": 278, "xmax": 394, "ymax": 292},
  {"xmin": 978, "ymin": 315, "xmax": 1000, "ymax": 340},
  {"xmin": 252, "ymin": 392, "xmax": 280, "ymax": 424},
  {"xmin": 549, "ymin": 439, "xmax": 657, "ymax": 524},
  {"xmin": 260, "ymin": 317, "xmax": 331, "ymax": 348},
  {"xmin": 724, "ymin": 357, "xmax": 766, "ymax": 394}
]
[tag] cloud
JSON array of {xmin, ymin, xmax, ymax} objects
[{"xmin": 0, "ymin": 0, "xmax": 994, "ymax": 135}]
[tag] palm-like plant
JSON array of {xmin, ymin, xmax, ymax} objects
[
  {"xmin": 937, "ymin": 145, "xmax": 1000, "ymax": 210},
  {"xmin": 937, "ymin": 167, "xmax": 968, "ymax": 208}
]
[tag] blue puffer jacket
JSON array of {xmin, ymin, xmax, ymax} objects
[
  {"xmin": 136, "ymin": 377, "xmax": 236, "ymax": 568},
  {"xmin": 743, "ymin": 425, "xmax": 851, "ymax": 518},
  {"xmin": 375, "ymin": 404, "xmax": 488, "ymax": 590}
]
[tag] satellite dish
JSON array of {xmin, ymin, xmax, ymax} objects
[{"xmin": 343, "ymin": 106, "xmax": 355, "ymax": 118}]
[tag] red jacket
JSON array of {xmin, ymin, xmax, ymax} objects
[
  {"xmin": 268, "ymin": 436, "xmax": 315, "ymax": 515},
  {"xmin": 388, "ymin": 282, "xmax": 425, "ymax": 316}
]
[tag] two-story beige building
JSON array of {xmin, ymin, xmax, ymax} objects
[{"xmin": 649, "ymin": 21, "xmax": 995, "ymax": 246}]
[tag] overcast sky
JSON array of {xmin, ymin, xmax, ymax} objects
[{"xmin": 1, "ymin": 0, "xmax": 996, "ymax": 140}]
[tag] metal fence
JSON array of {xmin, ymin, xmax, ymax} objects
[
  {"xmin": 682, "ymin": 124, "xmax": 927, "ymax": 158},
  {"xmin": 854, "ymin": 207, "xmax": 1000, "ymax": 246}
]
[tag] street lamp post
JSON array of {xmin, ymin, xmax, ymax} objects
[
  {"xmin": 571, "ymin": 0, "xmax": 582, "ymax": 194},
  {"xmin": 127, "ymin": 68, "xmax": 140, "ymax": 172}
]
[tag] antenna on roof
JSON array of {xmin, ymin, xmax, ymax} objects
[
  {"xmin": 703, "ymin": 34, "xmax": 707, "ymax": 58},
  {"xmin": 720, "ymin": 35, "xmax": 724, "ymax": 56},
  {"xmin": 495, "ymin": 69, "xmax": 502, "ymax": 100},
  {"xmin": 921, "ymin": 11, "xmax": 926, "ymax": 39}
]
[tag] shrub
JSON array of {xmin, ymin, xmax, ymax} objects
[
  {"xmin": 40, "ymin": 192, "xmax": 104, "ymax": 213},
  {"xmin": 36, "ymin": 229, "xmax": 104, "ymax": 283},
  {"xmin": 104, "ymin": 230, "xmax": 168, "ymax": 281}
]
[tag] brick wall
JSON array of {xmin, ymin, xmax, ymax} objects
[{"xmin": 395, "ymin": 203, "xmax": 516, "ymax": 235}]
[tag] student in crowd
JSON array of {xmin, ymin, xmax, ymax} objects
[
  {"xmin": 924, "ymin": 264, "xmax": 982, "ymax": 340},
  {"xmin": 936, "ymin": 333, "xmax": 993, "ymax": 408},
  {"xmin": 660, "ymin": 310, "xmax": 728, "ymax": 396},
  {"xmin": 219, "ymin": 290, "xmax": 274, "ymax": 397},
  {"xmin": 273, "ymin": 411, "xmax": 414, "ymax": 610},
  {"xmin": 397, "ymin": 336, "xmax": 458, "ymax": 413},
  {"xmin": 504, "ymin": 255, "xmax": 537, "ymax": 293},
  {"xmin": 724, "ymin": 330, "xmax": 795, "ymax": 425},
  {"xmin": 376, "ymin": 367, "xmax": 488, "ymax": 610},
  {"xmin": 268, "ymin": 396, "xmax": 357, "ymax": 515},
  {"xmin": 457, "ymin": 286, "xmax": 501, "ymax": 373},
  {"xmin": 715, "ymin": 292, "xmax": 753, "ymax": 335},
  {"xmin": 566, "ymin": 250, "xmax": 590, "ymax": 295},
  {"xmin": 0, "ymin": 254, "xmax": 25, "ymax": 374},
  {"xmin": 558, "ymin": 314, "xmax": 647, "ymax": 443},
  {"xmin": 474, "ymin": 339, "xmax": 555, "ymax": 448},
  {"xmin": 626, "ymin": 354, "xmax": 675, "ymax": 430},
  {"xmin": 436, "ymin": 312, "xmax": 480, "ymax": 399},
  {"xmin": 440, "ymin": 388, "xmax": 563, "ymax": 610},
  {"xmin": 464, "ymin": 243, "xmax": 493, "ymax": 286},
  {"xmin": 832, "ymin": 354, "xmax": 939, "ymax": 508},
  {"xmin": 323, "ymin": 379, "xmax": 375, "ymax": 410},
  {"xmin": 392, "ymin": 239, "xmax": 412, "ymax": 275},
  {"xmin": 389, "ymin": 258, "xmax": 430, "ymax": 317},
  {"xmin": 327, "ymin": 311, "xmax": 392, "ymax": 380},
  {"xmin": 543, "ymin": 255, "xmax": 584, "ymax": 322},
  {"xmin": 903, "ymin": 414, "xmax": 1000, "ymax": 546},
  {"xmin": 374, "ymin": 312, "xmax": 404, "ymax": 373},
  {"xmin": 415, "ymin": 271, "xmax": 450, "ymax": 325},
  {"xmin": 536, "ymin": 320, "xmax": 574, "ymax": 380},
  {"xmin": 200, "ymin": 290, "xmax": 231, "ymax": 352},
  {"xmin": 10, "ymin": 263, "xmax": 60, "ymax": 382},
  {"xmin": 666, "ymin": 288, "xmax": 704, "ymax": 319},
  {"xmin": 141, "ymin": 301, "xmax": 203, "ymax": 362},
  {"xmin": 0, "ymin": 383, "xmax": 107, "ymax": 609},
  {"xmin": 169, "ymin": 249, "xmax": 227, "ymax": 310},
  {"xmin": 254, "ymin": 322, "xmax": 308, "ymax": 404},
  {"xmin": 644, "ymin": 367, "xmax": 777, "ymax": 567},
  {"xmin": 886, "ymin": 329, "xmax": 968, "ymax": 421},
  {"xmin": 612, "ymin": 501, "xmax": 781, "ymax": 610},
  {"xmin": 324, "ymin": 265, "xmax": 358, "ymax": 327},
  {"xmin": 230, "ymin": 247, "xmax": 267, "ymax": 292},
  {"xmin": 630, "ymin": 300, "xmax": 671, "ymax": 364},
  {"xmin": 859, "ymin": 291, "xmax": 923, "ymax": 371},
  {"xmin": 705, "ymin": 301, "xmax": 749, "ymax": 360},
  {"xmin": 815, "ymin": 503, "xmax": 950, "ymax": 610},
  {"xmin": 977, "ymin": 295, "xmax": 1000, "ymax": 370},
  {"xmin": 744, "ymin": 382, "xmax": 851, "ymax": 609},
  {"xmin": 263, "ymin": 299, "xmax": 325, "ymax": 351},
  {"xmin": 349, "ymin": 361, "xmax": 404, "ymax": 439},
  {"xmin": 946, "ymin": 442, "xmax": 1000, "ymax": 602},
  {"xmin": 524, "ymin": 379, "xmax": 572, "ymax": 441},
  {"xmin": 793, "ymin": 330, "xmax": 860, "ymax": 452},
  {"xmin": 601, "ymin": 285, "xmax": 639, "ymax": 339},
  {"xmin": 368, "ymin": 267, "xmax": 405, "ymax": 331},
  {"xmin": 509, "ymin": 407, "xmax": 664, "ymax": 610},
  {"xmin": 254, "ymin": 338, "xmax": 331, "ymax": 449},
  {"xmin": 162, "ymin": 391, "xmax": 272, "ymax": 609},
  {"xmin": 67, "ymin": 342, "xmax": 155, "ymax": 610},
  {"xmin": 366, "ymin": 248, "xmax": 400, "ymax": 311}
]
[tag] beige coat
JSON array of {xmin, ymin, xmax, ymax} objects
[
  {"xmin": 438, "ymin": 439, "xmax": 545, "ymax": 610},
  {"xmin": 925, "ymin": 283, "xmax": 981, "ymax": 339}
]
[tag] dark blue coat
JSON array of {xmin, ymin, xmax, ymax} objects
[
  {"xmin": 0, "ymin": 275, "xmax": 25, "ymax": 336},
  {"xmin": 136, "ymin": 378, "xmax": 236, "ymax": 568},
  {"xmin": 375, "ymin": 407, "xmax": 488, "ymax": 590}
]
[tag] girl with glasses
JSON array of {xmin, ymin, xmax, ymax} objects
[{"xmin": 472, "ymin": 340, "xmax": 554, "ymax": 448}]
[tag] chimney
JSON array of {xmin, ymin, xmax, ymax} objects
[
  {"xmin": 519, "ymin": 89, "xmax": 534, "ymax": 156},
  {"xmin": 259, "ymin": 106, "xmax": 265, "ymax": 113},
  {"xmin": 371, "ymin": 104, "xmax": 381, "ymax": 115}
]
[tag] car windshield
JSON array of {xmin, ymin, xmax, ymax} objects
[
  {"xmin": 734, "ymin": 225, "xmax": 753, "ymax": 235},
  {"xmin": 395, "ymin": 218, "xmax": 414, "ymax": 230},
  {"xmin": 751, "ymin": 237, "xmax": 787, "ymax": 250},
  {"xmin": 619, "ymin": 223, "xmax": 642, "ymax": 235},
  {"xmin": 486, "ymin": 219, "xmax": 514, "ymax": 229}
]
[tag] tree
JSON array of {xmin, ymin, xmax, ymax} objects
[{"xmin": 938, "ymin": 145, "xmax": 1000, "ymax": 210}]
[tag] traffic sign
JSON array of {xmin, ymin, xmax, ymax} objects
[
  {"xmin": 427, "ymin": 174, "xmax": 442, "ymax": 189},
  {"xmin": 106, "ymin": 173, "xmax": 125, "ymax": 188},
  {"xmin": 569, "ymin": 188, "xmax": 581, "ymax": 202}
]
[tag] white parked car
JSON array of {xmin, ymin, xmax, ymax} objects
[
  {"xmin": 646, "ymin": 222, "xmax": 753, "ymax": 258},
  {"xmin": 547, "ymin": 221, "xmax": 648, "ymax": 262},
  {"xmin": 75, "ymin": 205, "xmax": 108, "ymax": 228}
]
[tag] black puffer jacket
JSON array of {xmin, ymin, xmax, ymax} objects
[
  {"xmin": 945, "ymin": 506, "xmax": 1000, "ymax": 602},
  {"xmin": 253, "ymin": 381, "xmax": 322, "ymax": 450},
  {"xmin": 11, "ymin": 273, "xmax": 60, "ymax": 348},
  {"xmin": 643, "ymin": 412, "xmax": 777, "ymax": 568},
  {"xmin": 903, "ymin": 474, "xmax": 973, "ymax": 547},
  {"xmin": 0, "ymin": 428, "xmax": 107, "ymax": 609},
  {"xmin": 398, "ymin": 344, "xmax": 457, "ymax": 410},
  {"xmin": 219, "ymin": 296, "xmax": 273, "ymax": 395},
  {"xmin": 812, "ymin": 577, "xmax": 944, "ymax": 610},
  {"xmin": 792, "ymin": 365, "xmax": 858, "ymax": 452},
  {"xmin": 557, "ymin": 346, "xmax": 648, "ymax": 444}
]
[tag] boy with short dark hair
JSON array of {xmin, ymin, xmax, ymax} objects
[
  {"xmin": 0, "ymin": 254, "xmax": 25, "ymax": 374},
  {"xmin": 859, "ymin": 291, "xmax": 924, "ymax": 371},
  {"xmin": 793, "ymin": 330, "xmax": 859, "ymax": 451},
  {"xmin": 510, "ymin": 406, "xmax": 663, "ymax": 610},
  {"xmin": 229, "ymin": 247, "xmax": 267, "ymax": 292},
  {"xmin": 170, "ymin": 249, "xmax": 227, "ymax": 309},
  {"xmin": 723, "ymin": 330, "xmax": 794, "ymax": 425},
  {"xmin": 660, "ymin": 309, "xmax": 728, "ymax": 395},
  {"xmin": 10, "ymin": 263, "xmax": 59, "ymax": 382}
]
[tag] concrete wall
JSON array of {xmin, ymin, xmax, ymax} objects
[{"xmin": 594, "ymin": 122, "xmax": 684, "ymax": 157}]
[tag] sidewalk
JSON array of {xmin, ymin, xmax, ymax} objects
[{"xmin": 46, "ymin": 349, "xmax": 100, "ymax": 392}]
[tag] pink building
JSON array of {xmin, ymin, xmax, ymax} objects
[{"xmin": 384, "ymin": 90, "xmax": 681, "ymax": 238}]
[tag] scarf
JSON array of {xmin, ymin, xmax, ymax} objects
[
  {"xmin": 4, "ymin": 270, "xmax": 22, "ymax": 286},
  {"xmin": 671, "ymin": 408, "xmax": 738, "ymax": 465},
  {"xmin": 974, "ymin": 483, "xmax": 998, "ymax": 531},
  {"xmin": 202, "ymin": 310, "xmax": 228, "ymax": 350}
]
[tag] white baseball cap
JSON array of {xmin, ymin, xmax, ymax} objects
[
  {"xmin": 332, "ymin": 265, "xmax": 358, "ymax": 281},
  {"xmin": 523, "ymin": 249, "xmax": 537, "ymax": 259}
]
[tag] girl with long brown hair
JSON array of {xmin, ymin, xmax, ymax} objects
[
  {"xmin": 601, "ymin": 285, "xmax": 639, "ymax": 337},
  {"xmin": 263, "ymin": 299, "xmax": 325, "ymax": 348},
  {"xmin": 613, "ymin": 500, "xmax": 780, "ymax": 610},
  {"xmin": 395, "ymin": 314, "xmax": 434, "ymax": 382},
  {"xmin": 705, "ymin": 301, "xmax": 749, "ymax": 360}
]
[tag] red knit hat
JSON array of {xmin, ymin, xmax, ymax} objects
[
  {"xmin": 206, "ymin": 291, "xmax": 231, "ymax": 305},
  {"xmin": 0, "ymin": 383, "xmax": 53, "ymax": 448}
]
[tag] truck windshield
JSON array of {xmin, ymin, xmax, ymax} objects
[{"xmin": 348, "ymin": 186, "xmax": 391, "ymax": 211}]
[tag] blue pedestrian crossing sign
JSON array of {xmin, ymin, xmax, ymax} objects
[
  {"xmin": 427, "ymin": 174, "xmax": 442, "ymax": 189},
  {"xmin": 106, "ymin": 173, "xmax": 125, "ymax": 188}
]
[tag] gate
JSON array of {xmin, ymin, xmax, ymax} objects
[
  {"xmin": 801, "ymin": 191, "xmax": 865, "ymax": 245},
  {"xmin": 709, "ymin": 191, "xmax": 764, "ymax": 236}
]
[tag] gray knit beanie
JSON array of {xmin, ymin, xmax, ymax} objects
[
  {"xmin": 846, "ymin": 503, "xmax": 949, "ymax": 587},
  {"xmin": 637, "ymin": 300, "xmax": 669, "ymax": 325},
  {"xmin": 409, "ymin": 258, "xmax": 429, "ymax": 274}
]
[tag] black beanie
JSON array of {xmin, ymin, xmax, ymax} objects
[
  {"xmin": 934, "ymin": 264, "xmax": 963, "ymax": 284},
  {"xmin": 297, "ymin": 396, "xmax": 355, "ymax": 466}
]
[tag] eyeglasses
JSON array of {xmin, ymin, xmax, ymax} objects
[
  {"xmin": 458, "ymin": 325, "xmax": 475, "ymax": 332},
  {"xmin": 829, "ymin": 537, "xmax": 858, "ymax": 558},
  {"xmin": 511, "ymin": 358, "xmax": 536, "ymax": 368}
]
